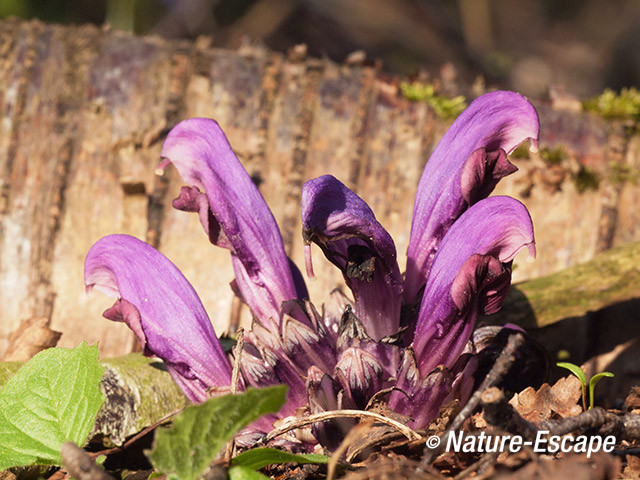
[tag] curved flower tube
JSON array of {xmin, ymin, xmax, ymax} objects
[
  {"xmin": 301, "ymin": 175, "xmax": 403, "ymax": 341},
  {"xmin": 404, "ymin": 91, "xmax": 539, "ymax": 304},
  {"xmin": 159, "ymin": 118, "xmax": 308, "ymax": 324},
  {"xmin": 84, "ymin": 234, "xmax": 232, "ymax": 402},
  {"xmin": 411, "ymin": 196, "xmax": 536, "ymax": 377}
]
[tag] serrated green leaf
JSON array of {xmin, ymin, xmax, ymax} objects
[
  {"xmin": 0, "ymin": 343, "xmax": 105, "ymax": 469},
  {"xmin": 228, "ymin": 466, "xmax": 271, "ymax": 480},
  {"xmin": 232, "ymin": 447, "xmax": 329, "ymax": 470},
  {"xmin": 556, "ymin": 362, "xmax": 587, "ymax": 385},
  {"xmin": 149, "ymin": 386, "xmax": 287, "ymax": 480}
]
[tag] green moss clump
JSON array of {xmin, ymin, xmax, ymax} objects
[
  {"xmin": 583, "ymin": 87, "xmax": 640, "ymax": 121},
  {"xmin": 540, "ymin": 145, "xmax": 568, "ymax": 165},
  {"xmin": 575, "ymin": 166, "xmax": 600, "ymax": 193},
  {"xmin": 400, "ymin": 81, "xmax": 467, "ymax": 119}
]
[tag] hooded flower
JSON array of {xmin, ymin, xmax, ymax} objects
[{"xmin": 85, "ymin": 90, "xmax": 542, "ymax": 446}]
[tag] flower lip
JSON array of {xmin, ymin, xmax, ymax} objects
[
  {"xmin": 301, "ymin": 174, "xmax": 402, "ymax": 341},
  {"xmin": 405, "ymin": 90, "xmax": 540, "ymax": 303},
  {"xmin": 160, "ymin": 118, "xmax": 306, "ymax": 323},
  {"xmin": 84, "ymin": 233, "xmax": 232, "ymax": 403}
]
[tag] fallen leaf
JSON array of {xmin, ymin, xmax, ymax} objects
[
  {"xmin": 509, "ymin": 375, "xmax": 582, "ymax": 423},
  {"xmin": 626, "ymin": 387, "xmax": 640, "ymax": 410},
  {"xmin": 2, "ymin": 317, "xmax": 61, "ymax": 361},
  {"xmin": 495, "ymin": 452, "xmax": 621, "ymax": 480},
  {"xmin": 624, "ymin": 455, "xmax": 640, "ymax": 479}
]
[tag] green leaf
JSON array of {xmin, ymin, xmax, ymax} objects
[
  {"xmin": 149, "ymin": 386, "xmax": 287, "ymax": 480},
  {"xmin": 0, "ymin": 343, "xmax": 105, "ymax": 469},
  {"xmin": 232, "ymin": 447, "xmax": 329, "ymax": 470},
  {"xmin": 228, "ymin": 466, "xmax": 271, "ymax": 480},
  {"xmin": 556, "ymin": 362, "xmax": 587, "ymax": 386},
  {"xmin": 588, "ymin": 371, "xmax": 615, "ymax": 410}
]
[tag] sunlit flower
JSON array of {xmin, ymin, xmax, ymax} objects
[{"xmin": 85, "ymin": 90, "xmax": 540, "ymax": 447}]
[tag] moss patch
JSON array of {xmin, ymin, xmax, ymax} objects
[
  {"xmin": 400, "ymin": 81, "xmax": 467, "ymax": 119},
  {"xmin": 574, "ymin": 166, "xmax": 600, "ymax": 193},
  {"xmin": 540, "ymin": 145, "xmax": 569, "ymax": 165},
  {"xmin": 583, "ymin": 87, "xmax": 640, "ymax": 121}
]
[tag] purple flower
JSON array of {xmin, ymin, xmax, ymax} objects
[{"xmin": 85, "ymin": 90, "xmax": 541, "ymax": 445}]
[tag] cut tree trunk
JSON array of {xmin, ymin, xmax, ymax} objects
[{"xmin": 1, "ymin": 18, "xmax": 639, "ymax": 357}]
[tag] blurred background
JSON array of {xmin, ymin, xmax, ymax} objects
[{"xmin": 1, "ymin": 0, "xmax": 639, "ymax": 98}]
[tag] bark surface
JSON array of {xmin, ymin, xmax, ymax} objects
[{"xmin": 1, "ymin": 18, "xmax": 639, "ymax": 357}]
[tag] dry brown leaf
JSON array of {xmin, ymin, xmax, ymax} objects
[
  {"xmin": 624, "ymin": 455, "xmax": 640, "ymax": 479},
  {"xmin": 509, "ymin": 375, "xmax": 583, "ymax": 423},
  {"xmin": 626, "ymin": 387, "xmax": 640, "ymax": 410},
  {"xmin": 495, "ymin": 452, "xmax": 621, "ymax": 480},
  {"xmin": 2, "ymin": 317, "xmax": 62, "ymax": 361},
  {"xmin": 427, "ymin": 399, "xmax": 460, "ymax": 434}
]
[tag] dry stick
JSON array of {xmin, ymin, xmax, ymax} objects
[
  {"xmin": 419, "ymin": 332, "xmax": 526, "ymax": 468},
  {"xmin": 225, "ymin": 328, "xmax": 245, "ymax": 464},
  {"xmin": 327, "ymin": 421, "xmax": 373, "ymax": 480},
  {"xmin": 230, "ymin": 328, "xmax": 245, "ymax": 396},
  {"xmin": 540, "ymin": 407, "xmax": 640, "ymax": 441},
  {"xmin": 453, "ymin": 451, "xmax": 500, "ymax": 480},
  {"xmin": 61, "ymin": 442, "xmax": 115, "ymax": 480},
  {"xmin": 262, "ymin": 410, "xmax": 422, "ymax": 443},
  {"xmin": 480, "ymin": 387, "xmax": 538, "ymax": 440}
]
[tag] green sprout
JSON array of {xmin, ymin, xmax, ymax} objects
[
  {"xmin": 557, "ymin": 362, "xmax": 614, "ymax": 411},
  {"xmin": 400, "ymin": 81, "xmax": 467, "ymax": 119}
]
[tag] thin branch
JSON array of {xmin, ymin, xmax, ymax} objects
[
  {"xmin": 262, "ymin": 409, "xmax": 422, "ymax": 443},
  {"xmin": 327, "ymin": 421, "xmax": 373, "ymax": 480},
  {"xmin": 480, "ymin": 387, "xmax": 538, "ymax": 440},
  {"xmin": 61, "ymin": 442, "xmax": 115, "ymax": 480},
  {"xmin": 420, "ymin": 332, "xmax": 525, "ymax": 468},
  {"xmin": 226, "ymin": 327, "xmax": 245, "ymax": 464},
  {"xmin": 230, "ymin": 327, "xmax": 244, "ymax": 395},
  {"xmin": 540, "ymin": 407, "xmax": 640, "ymax": 441}
]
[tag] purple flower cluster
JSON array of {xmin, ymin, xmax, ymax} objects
[{"xmin": 85, "ymin": 91, "xmax": 539, "ymax": 446}]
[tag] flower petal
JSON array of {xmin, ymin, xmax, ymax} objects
[
  {"xmin": 160, "ymin": 118, "xmax": 306, "ymax": 323},
  {"xmin": 411, "ymin": 196, "xmax": 535, "ymax": 377},
  {"xmin": 301, "ymin": 175, "xmax": 402, "ymax": 341},
  {"xmin": 404, "ymin": 91, "xmax": 539, "ymax": 303},
  {"xmin": 388, "ymin": 349, "xmax": 454, "ymax": 429},
  {"xmin": 334, "ymin": 347, "xmax": 383, "ymax": 409},
  {"xmin": 84, "ymin": 234, "xmax": 232, "ymax": 403}
]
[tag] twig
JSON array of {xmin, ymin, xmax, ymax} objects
[
  {"xmin": 364, "ymin": 387, "xmax": 406, "ymax": 410},
  {"xmin": 540, "ymin": 407, "xmax": 640, "ymax": 441},
  {"xmin": 327, "ymin": 421, "xmax": 373, "ymax": 480},
  {"xmin": 480, "ymin": 387, "xmax": 538, "ymax": 440},
  {"xmin": 453, "ymin": 451, "xmax": 500, "ymax": 480},
  {"xmin": 226, "ymin": 327, "xmax": 245, "ymax": 464},
  {"xmin": 230, "ymin": 327, "xmax": 244, "ymax": 395},
  {"xmin": 262, "ymin": 410, "xmax": 422, "ymax": 443},
  {"xmin": 61, "ymin": 442, "xmax": 115, "ymax": 480},
  {"xmin": 419, "ymin": 332, "xmax": 525, "ymax": 468}
]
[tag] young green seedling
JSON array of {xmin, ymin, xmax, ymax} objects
[{"xmin": 557, "ymin": 362, "xmax": 614, "ymax": 410}]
